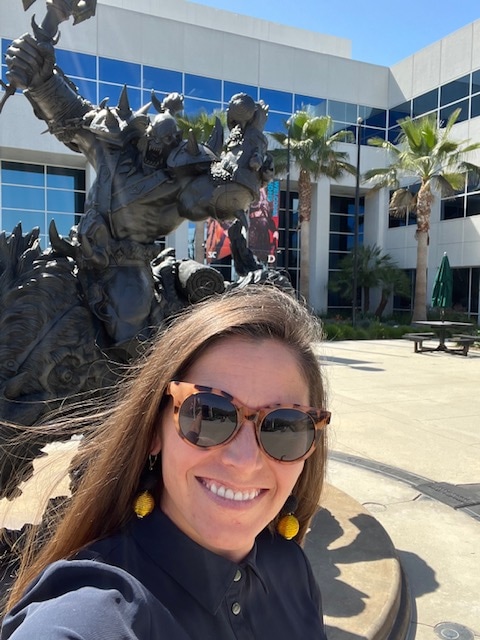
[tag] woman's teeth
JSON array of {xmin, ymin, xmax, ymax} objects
[{"xmin": 203, "ymin": 481, "xmax": 260, "ymax": 501}]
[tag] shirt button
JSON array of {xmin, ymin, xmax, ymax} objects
[
  {"xmin": 232, "ymin": 602, "xmax": 241, "ymax": 616},
  {"xmin": 233, "ymin": 569, "xmax": 242, "ymax": 582}
]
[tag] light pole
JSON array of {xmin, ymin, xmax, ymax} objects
[
  {"xmin": 352, "ymin": 117, "xmax": 363, "ymax": 326},
  {"xmin": 284, "ymin": 119, "xmax": 292, "ymax": 274}
]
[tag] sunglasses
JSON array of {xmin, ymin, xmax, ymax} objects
[{"xmin": 166, "ymin": 381, "xmax": 331, "ymax": 463}]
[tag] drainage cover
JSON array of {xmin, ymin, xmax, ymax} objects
[{"xmin": 434, "ymin": 622, "xmax": 475, "ymax": 640}]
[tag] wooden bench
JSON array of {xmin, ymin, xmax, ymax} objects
[
  {"xmin": 450, "ymin": 334, "xmax": 478, "ymax": 356},
  {"xmin": 402, "ymin": 333, "xmax": 436, "ymax": 353}
]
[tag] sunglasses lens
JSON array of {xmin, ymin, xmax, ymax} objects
[
  {"xmin": 178, "ymin": 393, "xmax": 237, "ymax": 447},
  {"xmin": 260, "ymin": 409, "xmax": 316, "ymax": 462}
]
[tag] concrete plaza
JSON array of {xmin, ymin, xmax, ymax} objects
[{"xmin": 315, "ymin": 338, "xmax": 480, "ymax": 640}]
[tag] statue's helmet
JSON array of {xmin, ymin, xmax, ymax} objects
[
  {"xmin": 148, "ymin": 112, "xmax": 182, "ymax": 147},
  {"xmin": 141, "ymin": 112, "xmax": 182, "ymax": 167}
]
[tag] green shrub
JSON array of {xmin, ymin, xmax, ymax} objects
[{"xmin": 321, "ymin": 319, "xmax": 421, "ymax": 341}]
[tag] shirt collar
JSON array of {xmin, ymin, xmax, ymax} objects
[{"xmin": 130, "ymin": 508, "xmax": 267, "ymax": 614}]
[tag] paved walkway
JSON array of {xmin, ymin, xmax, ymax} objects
[{"xmin": 313, "ymin": 338, "xmax": 480, "ymax": 640}]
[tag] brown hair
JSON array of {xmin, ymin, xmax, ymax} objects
[{"xmin": 6, "ymin": 285, "xmax": 328, "ymax": 609}]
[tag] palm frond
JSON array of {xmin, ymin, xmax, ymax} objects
[
  {"xmin": 389, "ymin": 187, "xmax": 417, "ymax": 218},
  {"xmin": 430, "ymin": 173, "xmax": 465, "ymax": 195}
]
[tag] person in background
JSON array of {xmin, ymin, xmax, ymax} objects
[{"xmin": 1, "ymin": 285, "xmax": 331, "ymax": 639}]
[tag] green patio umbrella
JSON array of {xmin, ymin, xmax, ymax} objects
[{"xmin": 431, "ymin": 253, "xmax": 453, "ymax": 317}]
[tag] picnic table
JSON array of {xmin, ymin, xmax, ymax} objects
[{"xmin": 404, "ymin": 321, "xmax": 477, "ymax": 355}]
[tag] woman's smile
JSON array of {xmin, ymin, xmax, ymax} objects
[{"xmin": 199, "ymin": 478, "xmax": 262, "ymax": 502}]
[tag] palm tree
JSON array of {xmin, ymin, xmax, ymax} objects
[
  {"xmin": 374, "ymin": 265, "xmax": 411, "ymax": 319},
  {"xmin": 364, "ymin": 108, "xmax": 480, "ymax": 321},
  {"xmin": 329, "ymin": 244, "xmax": 407, "ymax": 316},
  {"xmin": 270, "ymin": 111, "xmax": 356, "ymax": 301},
  {"xmin": 175, "ymin": 109, "xmax": 225, "ymax": 146}
]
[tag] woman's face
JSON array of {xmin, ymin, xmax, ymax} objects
[{"xmin": 152, "ymin": 336, "xmax": 309, "ymax": 562}]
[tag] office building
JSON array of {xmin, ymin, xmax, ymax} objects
[{"xmin": 1, "ymin": 0, "xmax": 479, "ymax": 320}]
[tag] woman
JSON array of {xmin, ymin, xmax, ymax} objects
[{"xmin": 1, "ymin": 285, "xmax": 331, "ymax": 639}]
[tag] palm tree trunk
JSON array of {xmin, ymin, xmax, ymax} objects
[
  {"xmin": 412, "ymin": 183, "xmax": 432, "ymax": 322},
  {"xmin": 298, "ymin": 169, "xmax": 312, "ymax": 301},
  {"xmin": 375, "ymin": 291, "xmax": 389, "ymax": 319},
  {"xmin": 412, "ymin": 229, "xmax": 429, "ymax": 321},
  {"xmin": 300, "ymin": 221, "xmax": 310, "ymax": 300}
]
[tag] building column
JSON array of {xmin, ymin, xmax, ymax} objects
[{"xmin": 308, "ymin": 178, "xmax": 331, "ymax": 314}]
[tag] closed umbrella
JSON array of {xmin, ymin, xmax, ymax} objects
[{"xmin": 431, "ymin": 253, "xmax": 453, "ymax": 318}]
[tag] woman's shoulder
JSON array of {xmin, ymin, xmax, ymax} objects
[
  {"xmin": 1, "ymin": 559, "xmax": 188, "ymax": 640},
  {"xmin": 256, "ymin": 529, "xmax": 309, "ymax": 564}
]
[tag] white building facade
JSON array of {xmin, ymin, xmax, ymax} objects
[{"xmin": 1, "ymin": 0, "xmax": 479, "ymax": 320}]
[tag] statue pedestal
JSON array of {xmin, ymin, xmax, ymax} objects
[{"xmin": 305, "ymin": 484, "xmax": 411, "ymax": 640}]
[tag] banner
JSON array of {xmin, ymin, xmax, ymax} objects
[
  {"xmin": 248, "ymin": 179, "xmax": 279, "ymax": 266},
  {"xmin": 205, "ymin": 180, "xmax": 280, "ymax": 266}
]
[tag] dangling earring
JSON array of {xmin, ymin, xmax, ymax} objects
[
  {"xmin": 277, "ymin": 494, "xmax": 299, "ymax": 540},
  {"xmin": 133, "ymin": 454, "xmax": 159, "ymax": 518}
]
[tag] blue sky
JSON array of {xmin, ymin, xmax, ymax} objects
[{"xmin": 191, "ymin": 0, "xmax": 480, "ymax": 67}]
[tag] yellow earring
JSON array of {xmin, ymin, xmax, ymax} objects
[
  {"xmin": 277, "ymin": 495, "xmax": 299, "ymax": 540},
  {"xmin": 133, "ymin": 454, "xmax": 158, "ymax": 519}
]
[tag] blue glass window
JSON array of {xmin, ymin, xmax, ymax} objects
[
  {"xmin": 330, "ymin": 214, "xmax": 355, "ymax": 233},
  {"xmin": 1, "ymin": 39, "xmax": 7, "ymax": 84},
  {"xmin": 389, "ymin": 101, "xmax": 411, "ymax": 127},
  {"xmin": 1, "ymin": 161, "xmax": 85, "ymax": 247},
  {"xmin": 441, "ymin": 196, "xmax": 464, "ymax": 220},
  {"xmin": 99, "ymin": 57, "xmax": 141, "ymax": 87},
  {"xmin": 329, "ymin": 234, "xmax": 355, "ymax": 251},
  {"xmin": 184, "ymin": 74, "xmax": 221, "ymax": 101},
  {"xmin": 361, "ymin": 127, "xmax": 385, "ymax": 144},
  {"xmin": 264, "ymin": 111, "xmax": 290, "ymax": 134},
  {"xmin": 412, "ymin": 89, "xmax": 438, "ymax": 117},
  {"xmin": 388, "ymin": 126, "xmax": 402, "ymax": 144},
  {"xmin": 98, "ymin": 84, "xmax": 141, "ymax": 111},
  {"xmin": 360, "ymin": 106, "xmax": 387, "ymax": 128},
  {"xmin": 3, "ymin": 185, "xmax": 44, "ymax": 210},
  {"xmin": 440, "ymin": 75, "xmax": 470, "ymax": 106},
  {"xmin": 331, "ymin": 120, "xmax": 351, "ymax": 134},
  {"xmin": 388, "ymin": 210, "xmax": 416, "ymax": 227},
  {"xmin": 69, "ymin": 77, "xmax": 97, "ymax": 105},
  {"xmin": 328, "ymin": 100, "xmax": 357, "ymax": 123},
  {"xmin": 47, "ymin": 167, "xmax": 85, "ymax": 190},
  {"xmin": 224, "ymin": 81, "xmax": 257, "ymax": 102},
  {"xmin": 466, "ymin": 193, "xmax": 480, "ymax": 216},
  {"xmin": 143, "ymin": 66, "xmax": 182, "ymax": 94},
  {"xmin": 259, "ymin": 88, "xmax": 292, "ymax": 113},
  {"xmin": 2, "ymin": 210, "xmax": 45, "ymax": 234},
  {"xmin": 55, "ymin": 49, "xmax": 97, "ymax": 79},
  {"xmin": 47, "ymin": 189, "xmax": 81, "ymax": 213},
  {"xmin": 183, "ymin": 97, "xmax": 222, "ymax": 116},
  {"xmin": 472, "ymin": 70, "xmax": 480, "ymax": 95},
  {"xmin": 440, "ymin": 100, "xmax": 468, "ymax": 124},
  {"xmin": 471, "ymin": 94, "xmax": 480, "ymax": 118},
  {"xmin": 294, "ymin": 95, "xmax": 327, "ymax": 115},
  {"xmin": 2, "ymin": 161, "xmax": 44, "ymax": 186}
]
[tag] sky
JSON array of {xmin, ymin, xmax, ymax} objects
[{"xmin": 191, "ymin": 0, "xmax": 480, "ymax": 67}]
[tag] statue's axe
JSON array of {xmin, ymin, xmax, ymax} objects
[{"xmin": 0, "ymin": 0, "xmax": 97, "ymax": 113}]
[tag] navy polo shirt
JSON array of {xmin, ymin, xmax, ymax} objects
[{"xmin": 2, "ymin": 509, "xmax": 326, "ymax": 639}]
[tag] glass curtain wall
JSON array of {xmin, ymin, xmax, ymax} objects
[
  {"xmin": 328, "ymin": 195, "xmax": 364, "ymax": 314},
  {"xmin": 0, "ymin": 161, "xmax": 86, "ymax": 249}
]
